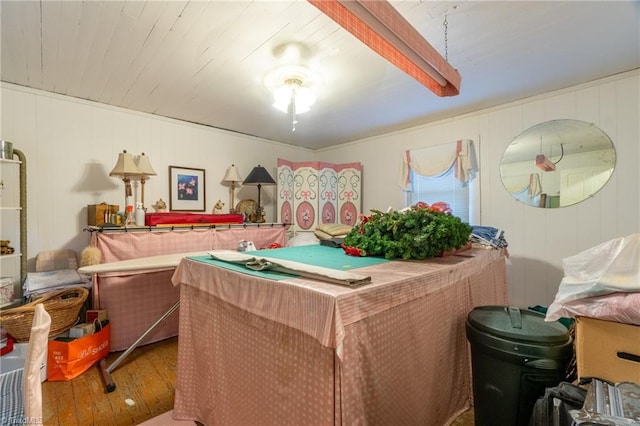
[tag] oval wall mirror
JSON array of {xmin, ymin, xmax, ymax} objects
[{"xmin": 500, "ymin": 119, "xmax": 616, "ymax": 208}]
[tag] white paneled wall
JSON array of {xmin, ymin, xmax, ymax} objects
[
  {"xmin": 0, "ymin": 83, "xmax": 311, "ymax": 266},
  {"xmin": 1, "ymin": 70, "xmax": 638, "ymax": 308},
  {"xmin": 318, "ymin": 70, "xmax": 639, "ymax": 308}
]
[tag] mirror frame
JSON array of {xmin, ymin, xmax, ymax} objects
[{"xmin": 500, "ymin": 119, "xmax": 616, "ymax": 208}]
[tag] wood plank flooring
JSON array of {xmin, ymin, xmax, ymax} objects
[
  {"xmin": 42, "ymin": 337, "xmax": 474, "ymax": 425},
  {"xmin": 42, "ymin": 337, "xmax": 177, "ymax": 426}
]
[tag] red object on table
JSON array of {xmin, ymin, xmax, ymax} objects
[
  {"xmin": 342, "ymin": 245, "xmax": 367, "ymax": 257},
  {"xmin": 145, "ymin": 212, "xmax": 243, "ymax": 226}
]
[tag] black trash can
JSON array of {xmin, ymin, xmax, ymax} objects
[{"xmin": 466, "ymin": 306, "xmax": 573, "ymax": 426}]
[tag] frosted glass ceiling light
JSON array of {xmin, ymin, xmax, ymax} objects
[{"xmin": 272, "ymin": 77, "xmax": 316, "ymax": 132}]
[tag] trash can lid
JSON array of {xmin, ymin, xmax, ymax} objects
[{"xmin": 468, "ymin": 306, "xmax": 569, "ymax": 344}]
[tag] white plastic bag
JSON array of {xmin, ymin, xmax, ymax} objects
[{"xmin": 546, "ymin": 233, "xmax": 640, "ymax": 321}]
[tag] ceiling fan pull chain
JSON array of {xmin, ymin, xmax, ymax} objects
[
  {"xmin": 291, "ymin": 90, "xmax": 298, "ymax": 132},
  {"xmin": 443, "ymin": 12, "xmax": 449, "ymax": 61}
]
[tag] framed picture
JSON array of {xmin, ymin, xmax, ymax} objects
[{"xmin": 169, "ymin": 166, "xmax": 206, "ymax": 212}]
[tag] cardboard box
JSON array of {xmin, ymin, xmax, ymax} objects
[
  {"xmin": 87, "ymin": 203, "xmax": 119, "ymax": 227},
  {"xmin": 576, "ymin": 316, "xmax": 640, "ymax": 384}
]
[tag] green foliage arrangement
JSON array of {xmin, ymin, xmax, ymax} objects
[{"xmin": 343, "ymin": 206, "xmax": 472, "ymax": 260}]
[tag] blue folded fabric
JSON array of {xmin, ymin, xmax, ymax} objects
[{"xmin": 471, "ymin": 226, "xmax": 508, "ymax": 249}]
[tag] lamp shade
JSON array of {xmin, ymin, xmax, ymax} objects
[
  {"xmin": 135, "ymin": 152, "xmax": 157, "ymax": 177},
  {"xmin": 223, "ymin": 164, "xmax": 242, "ymax": 183},
  {"xmin": 110, "ymin": 150, "xmax": 142, "ymax": 177},
  {"xmin": 242, "ymin": 165, "xmax": 276, "ymax": 186}
]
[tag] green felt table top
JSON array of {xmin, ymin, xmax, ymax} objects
[
  {"xmin": 187, "ymin": 244, "xmax": 388, "ymax": 282},
  {"xmin": 243, "ymin": 244, "xmax": 388, "ymax": 270}
]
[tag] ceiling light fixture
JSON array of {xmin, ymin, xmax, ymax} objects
[
  {"xmin": 272, "ymin": 76, "xmax": 316, "ymax": 132},
  {"xmin": 535, "ymin": 139, "xmax": 564, "ymax": 172},
  {"xmin": 535, "ymin": 154, "xmax": 556, "ymax": 172},
  {"xmin": 308, "ymin": 0, "xmax": 461, "ymax": 97}
]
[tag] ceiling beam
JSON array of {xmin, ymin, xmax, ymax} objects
[{"xmin": 308, "ymin": 0, "xmax": 461, "ymax": 97}]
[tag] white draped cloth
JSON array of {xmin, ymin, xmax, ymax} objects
[
  {"xmin": 399, "ymin": 139, "xmax": 477, "ymax": 190},
  {"xmin": 23, "ymin": 303, "xmax": 51, "ymax": 421},
  {"xmin": 527, "ymin": 173, "xmax": 542, "ymax": 199}
]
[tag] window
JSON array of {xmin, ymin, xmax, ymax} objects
[
  {"xmin": 408, "ymin": 166, "xmax": 471, "ymax": 223},
  {"xmin": 401, "ymin": 140, "xmax": 479, "ymax": 224}
]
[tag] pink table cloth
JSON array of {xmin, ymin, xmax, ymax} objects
[
  {"xmin": 171, "ymin": 247, "xmax": 507, "ymax": 425},
  {"xmin": 90, "ymin": 226, "xmax": 286, "ymax": 350}
]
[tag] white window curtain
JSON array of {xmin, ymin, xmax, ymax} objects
[
  {"xmin": 527, "ymin": 173, "xmax": 542, "ymax": 199},
  {"xmin": 509, "ymin": 173, "xmax": 543, "ymax": 205},
  {"xmin": 503, "ymin": 173, "xmax": 542, "ymax": 199},
  {"xmin": 399, "ymin": 139, "xmax": 478, "ymax": 190}
]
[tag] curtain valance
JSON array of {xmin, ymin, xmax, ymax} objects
[{"xmin": 399, "ymin": 139, "xmax": 477, "ymax": 190}]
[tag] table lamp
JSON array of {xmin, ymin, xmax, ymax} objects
[
  {"xmin": 242, "ymin": 164, "xmax": 276, "ymax": 222},
  {"xmin": 222, "ymin": 164, "xmax": 241, "ymax": 213},
  {"xmin": 109, "ymin": 150, "xmax": 142, "ymax": 223},
  {"xmin": 134, "ymin": 152, "xmax": 157, "ymax": 209}
]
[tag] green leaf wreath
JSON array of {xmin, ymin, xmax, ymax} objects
[{"xmin": 343, "ymin": 205, "xmax": 472, "ymax": 260}]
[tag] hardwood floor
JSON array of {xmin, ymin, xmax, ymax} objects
[
  {"xmin": 42, "ymin": 337, "xmax": 177, "ymax": 425},
  {"xmin": 42, "ymin": 337, "xmax": 474, "ymax": 425},
  {"xmin": 450, "ymin": 409, "xmax": 475, "ymax": 426}
]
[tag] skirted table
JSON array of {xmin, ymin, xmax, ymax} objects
[
  {"xmin": 171, "ymin": 245, "xmax": 507, "ymax": 425},
  {"xmin": 88, "ymin": 225, "xmax": 287, "ymax": 350}
]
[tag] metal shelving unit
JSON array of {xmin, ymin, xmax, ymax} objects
[{"xmin": 0, "ymin": 149, "xmax": 26, "ymax": 308}]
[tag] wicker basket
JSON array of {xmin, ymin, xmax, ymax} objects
[{"xmin": 0, "ymin": 287, "xmax": 88, "ymax": 342}]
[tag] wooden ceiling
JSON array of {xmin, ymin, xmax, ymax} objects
[{"xmin": 1, "ymin": 1, "xmax": 638, "ymax": 150}]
